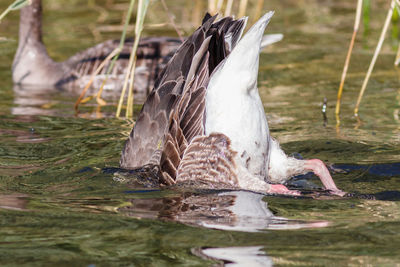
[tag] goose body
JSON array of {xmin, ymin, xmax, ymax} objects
[
  {"xmin": 205, "ymin": 13, "xmax": 272, "ymax": 180},
  {"xmin": 120, "ymin": 12, "xmax": 345, "ymax": 196},
  {"xmin": 12, "ymin": 0, "xmax": 181, "ymax": 94}
]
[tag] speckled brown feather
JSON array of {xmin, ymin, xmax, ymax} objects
[{"xmin": 176, "ymin": 133, "xmax": 239, "ymax": 187}]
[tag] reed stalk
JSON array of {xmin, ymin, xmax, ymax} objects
[
  {"xmin": 160, "ymin": 0, "xmax": 184, "ymax": 42},
  {"xmin": 96, "ymin": 0, "xmax": 136, "ymax": 106},
  {"xmin": 395, "ymin": 43, "xmax": 400, "ymax": 65},
  {"xmin": 396, "ymin": 0, "xmax": 400, "ymax": 11},
  {"xmin": 354, "ymin": 0, "xmax": 395, "ymax": 116},
  {"xmin": 363, "ymin": 0, "xmax": 370, "ymax": 39},
  {"xmin": 253, "ymin": 0, "xmax": 264, "ymax": 22},
  {"xmin": 216, "ymin": 0, "xmax": 224, "ymax": 15},
  {"xmin": 208, "ymin": 0, "xmax": 216, "ymax": 14},
  {"xmin": 224, "ymin": 0, "xmax": 233, "ymax": 16},
  {"xmin": 335, "ymin": 0, "xmax": 362, "ymax": 122},
  {"xmin": 75, "ymin": 0, "xmax": 136, "ymax": 111},
  {"xmin": 193, "ymin": 0, "xmax": 204, "ymax": 26},
  {"xmin": 391, "ymin": 1, "xmax": 399, "ymax": 43},
  {"xmin": 238, "ymin": 0, "xmax": 248, "ymax": 18},
  {"xmin": 394, "ymin": 0, "xmax": 400, "ymax": 65},
  {"xmin": 125, "ymin": 0, "xmax": 149, "ymax": 117},
  {"xmin": 124, "ymin": 0, "xmax": 150, "ymax": 118},
  {"xmin": 0, "ymin": 0, "xmax": 31, "ymax": 22},
  {"xmin": 116, "ymin": 38, "xmax": 136, "ymax": 118}
]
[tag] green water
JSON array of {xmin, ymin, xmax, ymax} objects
[{"xmin": 1, "ymin": 0, "xmax": 400, "ymax": 266}]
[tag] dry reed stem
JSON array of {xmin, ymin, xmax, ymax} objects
[
  {"xmin": 224, "ymin": 0, "xmax": 233, "ymax": 16},
  {"xmin": 88, "ymin": 0, "xmax": 108, "ymax": 23},
  {"xmin": 78, "ymin": 0, "xmax": 135, "ymax": 114},
  {"xmin": 394, "ymin": 0, "xmax": 400, "ymax": 65},
  {"xmin": 335, "ymin": 0, "xmax": 362, "ymax": 122},
  {"xmin": 74, "ymin": 47, "xmax": 121, "ymax": 112},
  {"xmin": 126, "ymin": 56, "xmax": 137, "ymax": 117},
  {"xmin": 125, "ymin": 0, "xmax": 149, "ymax": 118},
  {"xmin": 208, "ymin": 0, "xmax": 216, "ymax": 14},
  {"xmin": 160, "ymin": 0, "xmax": 184, "ymax": 42},
  {"xmin": 354, "ymin": 0, "xmax": 395, "ymax": 116},
  {"xmin": 395, "ymin": 43, "xmax": 400, "ymax": 65},
  {"xmin": 114, "ymin": 0, "xmax": 137, "ymax": 118},
  {"xmin": 216, "ymin": 0, "xmax": 224, "ymax": 15},
  {"xmin": 116, "ymin": 37, "xmax": 136, "ymax": 118},
  {"xmin": 238, "ymin": 0, "xmax": 248, "ymax": 18},
  {"xmin": 253, "ymin": 0, "xmax": 264, "ymax": 22},
  {"xmin": 193, "ymin": 0, "xmax": 204, "ymax": 26}
]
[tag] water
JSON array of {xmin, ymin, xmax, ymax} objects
[{"xmin": 1, "ymin": 0, "xmax": 400, "ymax": 265}]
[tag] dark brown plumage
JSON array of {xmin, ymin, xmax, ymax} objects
[{"xmin": 120, "ymin": 14, "xmax": 246, "ymax": 186}]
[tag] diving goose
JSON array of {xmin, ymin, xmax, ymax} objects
[
  {"xmin": 120, "ymin": 12, "xmax": 345, "ymax": 196},
  {"xmin": 12, "ymin": 0, "xmax": 181, "ymax": 94}
]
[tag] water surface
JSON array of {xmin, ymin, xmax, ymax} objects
[{"xmin": 1, "ymin": 0, "xmax": 400, "ymax": 265}]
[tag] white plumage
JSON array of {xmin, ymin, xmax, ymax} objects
[
  {"xmin": 205, "ymin": 11, "xmax": 344, "ymax": 196},
  {"xmin": 206, "ymin": 12, "xmax": 273, "ymax": 180}
]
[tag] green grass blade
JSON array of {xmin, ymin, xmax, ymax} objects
[
  {"xmin": 0, "ymin": 0, "xmax": 31, "ymax": 22},
  {"xmin": 392, "ymin": 1, "xmax": 399, "ymax": 47},
  {"xmin": 362, "ymin": 0, "xmax": 370, "ymax": 40},
  {"xmin": 125, "ymin": 0, "xmax": 150, "ymax": 118},
  {"xmin": 104, "ymin": 0, "xmax": 136, "ymax": 83},
  {"xmin": 9, "ymin": 0, "xmax": 31, "ymax": 10}
]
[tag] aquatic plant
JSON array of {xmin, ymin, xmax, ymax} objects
[
  {"xmin": 74, "ymin": 0, "xmax": 144, "ymax": 116},
  {"xmin": 335, "ymin": 0, "xmax": 363, "ymax": 124},
  {"xmin": 336, "ymin": 0, "xmax": 400, "ymax": 122},
  {"xmin": 119, "ymin": 0, "xmax": 150, "ymax": 118}
]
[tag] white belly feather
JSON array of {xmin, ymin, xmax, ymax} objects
[
  {"xmin": 205, "ymin": 83, "xmax": 270, "ymax": 180},
  {"xmin": 204, "ymin": 11, "xmax": 275, "ymax": 183}
]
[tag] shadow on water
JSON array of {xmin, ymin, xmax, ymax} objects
[{"xmin": 333, "ymin": 163, "xmax": 400, "ymax": 201}]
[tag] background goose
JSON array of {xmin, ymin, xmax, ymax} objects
[
  {"xmin": 12, "ymin": 0, "xmax": 181, "ymax": 94},
  {"xmin": 120, "ymin": 12, "xmax": 344, "ymax": 196}
]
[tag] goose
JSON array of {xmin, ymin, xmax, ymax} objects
[
  {"xmin": 12, "ymin": 0, "xmax": 181, "ymax": 94},
  {"xmin": 120, "ymin": 12, "xmax": 345, "ymax": 196}
]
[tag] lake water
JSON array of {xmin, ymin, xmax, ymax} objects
[{"xmin": 1, "ymin": 0, "xmax": 400, "ymax": 265}]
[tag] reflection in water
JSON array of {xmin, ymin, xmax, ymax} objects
[
  {"xmin": 12, "ymin": 85, "xmax": 62, "ymax": 117},
  {"xmin": 119, "ymin": 190, "xmax": 329, "ymax": 232},
  {"xmin": 194, "ymin": 246, "xmax": 272, "ymax": 267},
  {"xmin": 12, "ymin": 84, "xmax": 148, "ymax": 118},
  {"xmin": 0, "ymin": 193, "xmax": 29, "ymax": 211}
]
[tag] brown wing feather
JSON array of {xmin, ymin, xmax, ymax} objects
[
  {"xmin": 159, "ymin": 58, "xmax": 209, "ymax": 182},
  {"xmin": 120, "ymin": 14, "xmax": 247, "ymax": 185},
  {"xmin": 120, "ymin": 15, "xmax": 218, "ymax": 171}
]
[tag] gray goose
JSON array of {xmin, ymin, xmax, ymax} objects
[
  {"xmin": 120, "ymin": 12, "xmax": 345, "ymax": 196},
  {"xmin": 12, "ymin": 0, "xmax": 181, "ymax": 94}
]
